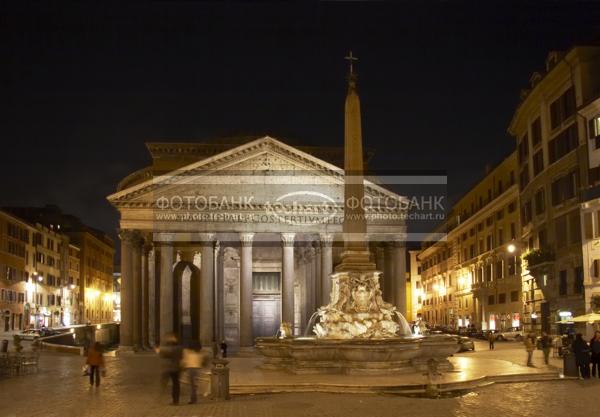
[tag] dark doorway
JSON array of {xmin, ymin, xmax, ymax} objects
[
  {"xmin": 252, "ymin": 272, "xmax": 281, "ymax": 338},
  {"xmin": 173, "ymin": 262, "xmax": 201, "ymax": 346}
]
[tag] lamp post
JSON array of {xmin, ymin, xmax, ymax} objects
[
  {"xmin": 506, "ymin": 241, "xmax": 525, "ymax": 331},
  {"xmin": 30, "ymin": 272, "xmax": 43, "ymax": 329}
]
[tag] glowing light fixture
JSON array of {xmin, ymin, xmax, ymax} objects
[{"xmin": 507, "ymin": 243, "xmax": 516, "ymax": 253}]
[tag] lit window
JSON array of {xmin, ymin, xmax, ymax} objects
[{"xmin": 591, "ymin": 116, "xmax": 600, "ymax": 138}]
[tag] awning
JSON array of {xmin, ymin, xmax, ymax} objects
[{"xmin": 569, "ymin": 313, "xmax": 600, "ymax": 324}]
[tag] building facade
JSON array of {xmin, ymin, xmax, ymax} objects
[
  {"xmin": 0, "ymin": 209, "xmax": 85, "ymax": 332},
  {"xmin": 72, "ymin": 231, "xmax": 114, "ymax": 324},
  {"xmin": 419, "ymin": 153, "xmax": 522, "ymax": 331},
  {"xmin": 109, "ymin": 136, "xmax": 409, "ymax": 351},
  {"xmin": 2, "ymin": 206, "xmax": 114, "ymax": 328},
  {"xmin": 509, "ymin": 46, "xmax": 600, "ymax": 334},
  {"xmin": 579, "ymin": 95, "xmax": 600, "ymax": 338},
  {"xmin": 0, "ymin": 211, "xmax": 30, "ymax": 332},
  {"xmin": 30, "ymin": 223, "xmax": 71, "ymax": 328}
]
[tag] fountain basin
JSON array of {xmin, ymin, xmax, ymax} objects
[{"xmin": 256, "ymin": 334, "xmax": 459, "ymax": 375}]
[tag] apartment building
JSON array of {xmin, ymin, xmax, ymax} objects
[
  {"xmin": 508, "ymin": 46, "xmax": 600, "ymax": 334},
  {"xmin": 419, "ymin": 153, "xmax": 522, "ymax": 331}
]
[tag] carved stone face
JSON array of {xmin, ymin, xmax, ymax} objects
[{"xmin": 352, "ymin": 285, "xmax": 371, "ymax": 313}]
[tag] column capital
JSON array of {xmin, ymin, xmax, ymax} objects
[
  {"xmin": 391, "ymin": 234, "xmax": 407, "ymax": 247},
  {"xmin": 239, "ymin": 232, "xmax": 255, "ymax": 246},
  {"xmin": 154, "ymin": 232, "xmax": 175, "ymax": 246},
  {"xmin": 142, "ymin": 241, "xmax": 153, "ymax": 255},
  {"xmin": 305, "ymin": 246, "xmax": 316, "ymax": 261},
  {"xmin": 119, "ymin": 229, "xmax": 142, "ymax": 244},
  {"xmin": 319, "ymin": 233, "xmax": 334, "ymax": 247},
  {"xmin": 312, "ymin": 240, "xmax": 321, "ymax": 253},
  {"xmin": 280, "ymin": 233, "xmax": 295, "ymax": 247},
  {"xmin": 197, "ymin": 232, "xmax": 216, "ymax": 246}
]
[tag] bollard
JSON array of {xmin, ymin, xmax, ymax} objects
[{"xmin": 210, "ymin": 358, "xmax": 230, "ymax": 400}]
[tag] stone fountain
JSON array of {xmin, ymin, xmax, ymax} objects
[{"xmin": 256, "ymin": 53, "xmax": 458, "ymax": 374}]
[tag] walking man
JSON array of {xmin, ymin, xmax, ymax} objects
[
  {"xmin": 572, "ymin": 333, "xmax": 591, "ymax": 379},
  {"xmin": 157, "ymin": 333, "xmax": 183, "ymax": 405},
  {"xmin": 488, "ymin": 331, "xmax": 495, "ymax": 350},
  {"xmin": 525, "ymin": 333, "xmax": 535, "ymax": 367},
  {"xmin": 181, "ymin": 341, "xmax": 205, "ymax": 404},
  {"xmin": 540, "ymin": 332, "xmax": 552, "ymax": 365}
]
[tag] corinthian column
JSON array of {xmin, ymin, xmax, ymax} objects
[
  {"xmin": 199, "ymin": 233, "xmax": 215, "ymax": 347},
  {"xmin": 280, "ymin": 233, "xmax": 295, "ymax": 325},
  {"xmin": 159, "ymin": 234, "xmax": 174, "ymax": 345},
  {"xmin": 393, "ymin": 239, "xmax": 407, "ymax": 317},
  {"xmin": 239, "ymin": 233, "xmax": 254, "ymax": 347},
  {"xmin": 305, "ymin": 247, "xmax": 316, "ymax": 317},
  {"xmin": 384, "ymin": 243, "xmax": 394, "ymax": 304},
  {"xmin": 147, "ymin": 246, "xmax": 157, "ymax": 347},
  {"xmin": 314, "ymin": 242, "xmax": 322, "ymax": 308},
  {"xmin": 320, "ymin": 234, "xmax": 333, "ymax": 305},
  {"xmin": 119, "ymin": 230, "xmax": 135, "ymax": 348},
  {"xmin": 141, "ymin": 241, "xmax": 152, "ymax": 349},
  {"xmin": 132, "ymin": 234, "xmax": 143, "ymax": 350}
]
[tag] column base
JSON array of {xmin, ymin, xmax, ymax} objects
[{"xmin": 116, "ymin": 345, "xmax": 137, "ymax": 356}]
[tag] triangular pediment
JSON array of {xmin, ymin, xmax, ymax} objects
[{"xmin": 108, "ymin": 136, "xmax": 403, "ymax": 207}]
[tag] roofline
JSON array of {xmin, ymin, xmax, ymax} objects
[{"xmin": 108, "ymin": 135, "xmax": 407, "ymax": 204}]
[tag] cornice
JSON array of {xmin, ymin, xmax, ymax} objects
[{"xmin": 108, "ymin": 136, "xmax": 405, "ymax": 207}]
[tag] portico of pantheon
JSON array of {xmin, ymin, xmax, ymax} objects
[{"xmin": 108, "ymin": 136, "xmax": 408, "ymax": 351}]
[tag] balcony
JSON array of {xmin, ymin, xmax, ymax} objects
[{"xmin": 523, "ymin": 248, "xmax": 555, "ymax": 278}]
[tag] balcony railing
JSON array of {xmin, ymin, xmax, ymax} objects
[{"xmin": 523, "ymin": 248, "xmax": 555, "ymax": 268}]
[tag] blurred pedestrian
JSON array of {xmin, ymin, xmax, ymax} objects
[
  {"xmin": 525, "ymin": 333, "xmax": 535, "ymax": 367},
  {"xmin": 220, "ymin": 340, "xmax": 228, "ymax": 358},
  {"xmin": 488, "ymin": 331, "xmax": 495, "ymax": 350},
  {"xmin": 571, "ymin": 333, "xmax": 591, "ymax": 379},
  {"xmin": 157, "ymin": 333, "xmax": 183, "ymax": 405},
  {"xmin": 86, "ymin": 342, "xmax": 104, "ymax": 387},
  {"xmin": 590, "ymin": 331, "xmax": 600, "ymax": 378},
  {"xmin": 181, "ymin": 341, "xmax": 205, "ymax": 404},
  {"xmin": 540, "ymin": 332, "xmax": 552, "ymax": 365}
]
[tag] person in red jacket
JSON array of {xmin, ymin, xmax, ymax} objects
[{"xmin": 86, "ymin": 342, "xmax": 105, "ymax": 387}]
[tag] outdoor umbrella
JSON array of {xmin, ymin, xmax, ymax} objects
[{"xmin": 569, "ymin": 313, "xmax": 600, "ymax": 323}]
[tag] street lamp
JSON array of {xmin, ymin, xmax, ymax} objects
[
  {"xmin": 30, "ymin": 272, "xmax": 43, "ymax": 329},
  {"xmin": 507, "ymin": 243, "xmax": 516, "ymax": 254}
]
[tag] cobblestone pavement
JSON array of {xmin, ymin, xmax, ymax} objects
[
  {"xmin": 456, "ymin": 339, "xmax": 564, "ymax": 369},
  {"xmin": 1, "ymin": 348, "xmax": 599, "ymax": 417}
]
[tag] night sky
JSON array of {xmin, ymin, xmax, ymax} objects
[{"xmin": 2, "ymin": 2, "xmax": 600, "ymax": 248}]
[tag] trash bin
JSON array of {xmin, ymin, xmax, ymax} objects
[
  {"xmin": 1, "ymin": 339, "xmax": 8, "ymax": 353},
  {"xmin": 563, "ymin": 352, "xmax": 578, "ymax": 377},
  {"xmin": 210, "ymin": 359, "xmax": 230, "ymax": 400}
]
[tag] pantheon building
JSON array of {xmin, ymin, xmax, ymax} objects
[{"xmin": 108, "ymin": 136, "xmax": 408, "ymax": 351}]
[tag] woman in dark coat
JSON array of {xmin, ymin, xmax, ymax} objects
[
  {"xmin": 571, "ymin": 333, "xmax": 591, "ymax": 379},
  {"xmin": 590, "ymin": 331, "xmax": 600, "ymax": 378}
]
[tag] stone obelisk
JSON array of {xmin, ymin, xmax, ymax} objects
[
  {"xmin": 335, "ymin": 51, "xmax": 376, "ymax": 273},
  {"xmin": 312, "ymin": 53, "xmax": 406, "ymax": 339}
]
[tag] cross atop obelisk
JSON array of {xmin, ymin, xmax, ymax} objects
[
  {"xmin": 335, "ymin": 51, "xmax": 375, "ymax": 273},
  {"xmin": 344, "ymin": 51, "xmax": 358, "ymax": 75}
]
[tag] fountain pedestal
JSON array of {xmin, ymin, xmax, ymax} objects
[{"xmin": 256, "ymin": 335, "xmax": 458, "ymax": 375}]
